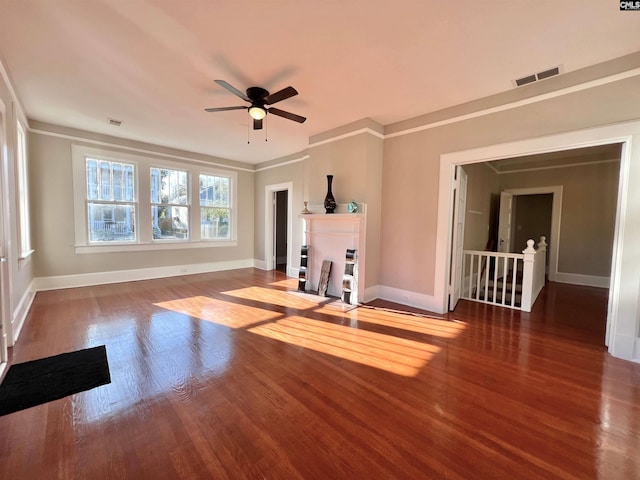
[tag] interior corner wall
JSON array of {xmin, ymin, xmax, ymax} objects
[
  {"xmin": 253, "ymin": 158, "xmax": 306, "ymax": 265},
  {"xmin": 28, "ymin": 127, "xmax": 254, "ymax": 279},
  {"xmin": 254, "ymin": 131, "xmax": 384, "ymax": 292}
]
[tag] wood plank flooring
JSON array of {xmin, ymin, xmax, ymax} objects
[{"xmin": 1, "ymin": 269, "xmax": 639, "ymax": 479}]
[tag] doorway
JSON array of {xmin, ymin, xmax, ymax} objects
[
  {"xmin": 496, "ymin": 186, "xmax": 562, "ymax": 281},
  {"xmin": 436, "ymin": 122, "xmax": 640, "ymax": 360},
  {"xmin": 264, "ymin": 182, "xmax": 293, "ymax": 275},
  {"xmin": 275, "ymin": 190, "xmax": 288, "ymax": 273}
]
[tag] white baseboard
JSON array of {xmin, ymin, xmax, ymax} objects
[
  {"xmin": 610, "ymin": 332, "xmax": 638, "ymax": 362},
  {"xmin": 254, "ymin": 259, "xmax": 267, "ymax": 270},
  {"xmin": 364, "ymin": 285, "xmax": 380, "ymax": 303},
  {"xmin": 11, "ymin": 279, "xmax": 36, "ymax": 345},
  {"xmin": 376, "ymin": 285, "xmax": 443, "ymax": 314},
  {"xmin": 34, "ymin": 259, "xmax": 255, "ymax": 291},
  {"xmin": 554, "ymin": 272, "xmax": 610, "ymax": 288},
  {"xmin": 287, "ymin": 266, "xmax": 299, "ymax": 278}
]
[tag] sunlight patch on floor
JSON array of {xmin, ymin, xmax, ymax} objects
[
  {"xmin": 268, "ymin": 278, "xmax": 299, "ymax": 289},
  {"xmin": 313, "ymin": 305, "xmax": 467, "ymax": 339},
  {"xmin": 248, "ymin": 315, "xmax": 440, "ymax": 377},
  {"xmin": 222, "ymin": 286, "xmax": 328, "ymax": 310},
  {"xmin": 154, "ymin": 296, "xmax": 280, "ymax": 329}
]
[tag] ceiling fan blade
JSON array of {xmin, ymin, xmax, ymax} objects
[
  {"xmin": 268, "ymin": 107, "xmax": 306, "ymax": 123},
  {"xmin": 253, "ymin": 118, "xmax": 263, "ymax": 130},
  {"xmin": 204, "ymin": 106, "xmax": 247, "ymax": 112},
  {"xmin": 214, "ymin": 80, "xmax": 250, "ymax": 102},
  {"xmin": 264, "ymin": 86, "xmax": 298, "ymax": 105}
]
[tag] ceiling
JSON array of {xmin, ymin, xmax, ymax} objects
[{"xmin": 1, "ymin": 1, "xmax": 640, "ymax": 165}]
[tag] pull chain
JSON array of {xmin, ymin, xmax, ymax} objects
[{"xmin": 247, "ymin": 118, "xmax": 250, "ymax": 144}]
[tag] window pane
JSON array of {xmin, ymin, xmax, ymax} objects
[
  {"xmin": 200, "ymin": 174, "xmax": 229, "ymax": 207},
  {"xmin": 124, "ymin": 165, "xmax": 134, "ymax": 201},
  {"xmin": 201, "ymin": 207, "xmax": 229, "ymax": 239},
  {"xmin": 151, "ymin": 168, "xmax": 188, "ymax": 205},
  {"xmin": 113, "ymin": 163, "xmax": 124, "ymax": 201},
  {"xmin": 99, "ymin": 161, "xmax": 111, "ymax": 200},
  {"xmin": 88, "ymin": 203, "xmax": 136, "ymax": 242},
  {"xmin": 151, "ymin": 206, "xmax": 189, "ymax": 239},
  {"xmin": 86, "ymin": 159, "xmax": 98, "ymax": 200}
]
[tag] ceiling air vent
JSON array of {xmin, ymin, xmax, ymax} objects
[
  {"xmin": 514, "ymin": 66, "xmax": 561, "ymax": 87},
  {"xmin": 107, "ymin": 118, "xmax": 123, "ymax": 127}
]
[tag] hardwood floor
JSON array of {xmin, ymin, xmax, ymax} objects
[{"xmin": 1, "ymin": 269, "xmax": 639, "ymax": 479}]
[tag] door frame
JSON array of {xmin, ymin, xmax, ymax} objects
[
  {"xmin": 449, "ymin": 165, "xmax": 467, "ymax": 310},
  {"xmin": 500, "ymin": 186, "xmax": 562, "ymax": 282},
  {"xmin": 0, "ymin": 96, "xmax": 11, "ymax": 368},
  {"xmin": 435, "ymin": 121, "xmax": 639, "ymax": 360},
  {"xmin": 264, "ymin": 182, "xmax": 293, "ymax": 274}
]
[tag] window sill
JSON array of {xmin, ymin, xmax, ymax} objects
[
  {"xmin": 18, "ymin": 249, "xmax": 35, "ymax": 269},
  {"xmin": 75, "ymin": 240, "xmax": 237, "ymax": 254}
]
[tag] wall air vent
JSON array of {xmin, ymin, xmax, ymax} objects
[
  {"xmin": 107, "ymin": 118, "xmax": 123, "ymax": 127},
  {"xmin": 514, "ymin": 65, "xmax": 562, "ymax": 87}
]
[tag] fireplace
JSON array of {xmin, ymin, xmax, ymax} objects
[{"xmin": 298, "ymin": 204, "xmax": 366, "ymax": 304}]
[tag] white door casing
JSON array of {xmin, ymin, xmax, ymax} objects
[
  {"xmin": 497, "ymin": 191, "xmax": 514, "ymax": 253},
  {"xmin": 0, "ymin": 99, "xmax": 10, "ymax": 365},
  {"xmin": 449, "ymin": 166, "xmax": 467, "ymax": 310},
  {"xmin": 264, "ymin": 182, "xmax": 293, "ymax": 274}
]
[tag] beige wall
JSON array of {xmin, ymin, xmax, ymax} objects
[
  {"xmin": 253, "ymin": 153, "xmax": 306, "ymax": 265},
  {"xmin": 253, "ymin": 127, "xmax": 384, "ymax": 291},
  {"xmin": 499, "ymin": 161, "xmax": 619, "ymax": 277},
  {"xmin": 29, "ymin": 123, "xmax": 254, "ymax": 277}
]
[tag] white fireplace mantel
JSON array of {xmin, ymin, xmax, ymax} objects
[{"xmin": 298, "ymin": 205, "xmax": 366, "ymax": 303}]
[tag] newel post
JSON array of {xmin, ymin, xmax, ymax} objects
[
  {"xmin": 520, "ymin": 239, "xmax": 536, "ymax": 312},
  {"xmin": 538, "ymin": 235, "xmax": 548, "ymax": 253}
]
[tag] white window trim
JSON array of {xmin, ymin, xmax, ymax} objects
[
  {"xmin": 72, "ymin": 144, "xmax": 238, "ymax": 253},
  {"xmin": 16, "ymin": 120, "xmax": 33, "ymax": 265}
]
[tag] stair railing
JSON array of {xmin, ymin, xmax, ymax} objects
[{"xmin": 461, "ymin": 236, "xmax": 547, "ymax": 312}]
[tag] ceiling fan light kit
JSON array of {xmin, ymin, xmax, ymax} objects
[
  {"xmin": 248, "ymin": 106, "xmax": 266, "ymax": 120},
  {"xmin": 206, "ymin": 79, "xmax": 306, "ymax": 132}
]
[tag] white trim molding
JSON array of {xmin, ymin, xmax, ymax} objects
[
  {"xmin": 377, "ymin": 285, "xmax": 440, "ymax": 314},
  {"xmin": 34, "ymin": 259, "xmax": 254, "ymax": 291},
  {"xmin": 11, "ymin": 279, "xmax": 36, "ymax": 345},
  {"xmin": 554, "ymin": 273, "xmax": 610, "ymax": 289}
]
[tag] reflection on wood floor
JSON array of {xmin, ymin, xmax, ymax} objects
[{"xmin": 1, "ymin": 268, "xmax": 639, "ymax": 479}]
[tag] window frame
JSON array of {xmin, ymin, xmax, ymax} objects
[
  {"xmin": 199, "ymin": 172, "xmax": 233, "ymax": 241},
  {"xmin": 72, "ymin": 145, "xmax": 238, "ymax": 253},
  {"xmin": 150, "ymin": 166, "xmax": 190, "ymax": 242},
  {"xmin": 15, "ymin": 120, "xmax": 33, "ymax": 263},
  {"xmin": 86, "ymin": 158, "xmax": 137, "ymax": 244}
]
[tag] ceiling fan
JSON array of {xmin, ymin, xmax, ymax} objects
[{"xmin": 205, "ymin": 80, "xmax": 306, "ymax": 130}]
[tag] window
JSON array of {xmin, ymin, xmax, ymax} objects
[
  {"xmin": 16, "ymin": 122, "xmax": 32, "ymax": 259},
  {"xmin": 200, "ymin": 174, "xmax": 230, "ymax": 240},
  {"xmin": 151, "ymin": 167, "xmax": 189, "ymax": 240},
  {"xmin": 86, "ymin": 158, "xmax": 136, "ymax": 242},
  {"xmin": 72, "ymin": 144, "xmax": 237, "ymax": 253}
]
